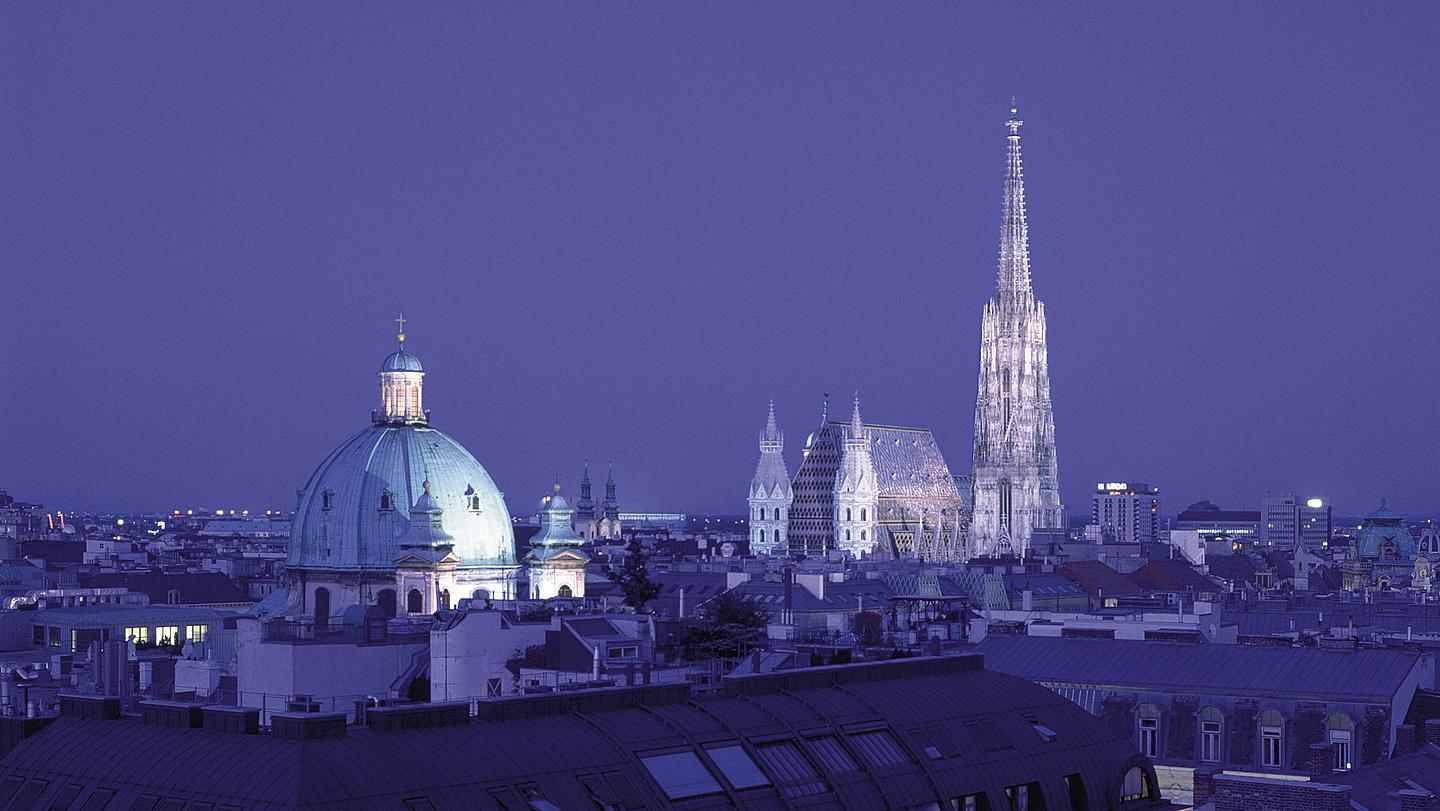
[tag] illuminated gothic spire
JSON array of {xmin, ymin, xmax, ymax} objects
[
  {"xmin": 997, "ymin": 99, "xmax": 1032, "ymax": 301},
  {"xmin": 761, "ymin": 399, "xmax": 782, "ymax": 449}
]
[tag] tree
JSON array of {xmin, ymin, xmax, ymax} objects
[
  {"xmin": 678, "ymin": 591, "xmax": 770, "ymax": 662},
  {"xmin": 608, "ymin": 536, "xmax": 660, "ymax": 611}
]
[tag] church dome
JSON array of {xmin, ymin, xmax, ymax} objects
[
  {"xmin": 289, "ymin": 329, "xmax": 513, "ymax": 572},
  {"xmin": 381, "ymin": 349, "xmax": 424, "ymax": 373},
  {"xmin": 289, "ymin": 424, "xmax": 515, "ymax": 570}
]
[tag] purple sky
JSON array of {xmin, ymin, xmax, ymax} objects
[{"xmin": 3, "ymin": 4, "xmax": 1437, "ymax": 519}]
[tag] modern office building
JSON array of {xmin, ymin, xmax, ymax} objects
[
  {"xmin": 1174, "ymin": 501, "xmax": 1260, "ymax": 544},
  {"xmin": 1299, "ymin": 497, "xmax": 1334, "ymax": 551},
  {"xmin": 1260, "ymin": 495, "xmax": 1300, "ymax": 549},
  {"xmin": 1092, "ymin": 482, "xmax": 1161, "ymax": 543}
]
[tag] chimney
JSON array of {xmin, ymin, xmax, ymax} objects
[
  {"xmin": 139, "ymin": 700, "xmax": 203, "ymax": 729},
  {"xmin": 270, "ymin": 712, "xmax": 347, "ymax": 741},
  {"xmin": 1021, "ymin": 589, "xmax": 1034, "ymax": 611},
  {"xmin": 201, "ymin": 705, "xmax": 260, "ymax": 735},
  {"xmin": 1305, "ymin": 742, "xmax": 1334, "ymax": 780},
  {"xmin": 58, "ymin": 694, "xmax": 120, "ymax": 721}
]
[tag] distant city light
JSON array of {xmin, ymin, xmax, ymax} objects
[
  {"xmin": 115, "ymin": 519, "xmax": 124, "ymax": 526},
  {"xmin": 1306, "ymin": 498, "xmax": 1324, "ymax": 508}
]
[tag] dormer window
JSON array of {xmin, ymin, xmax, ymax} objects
[
  {"xmin": 321, "ymin": 490, "xmax": 334, "ymax": 511},
  {"xmin": 380, "ymin": 491, "xmax": 394, "ymax": 512},
  {"xmin": 465, "ymin": 485, "xmax": 481, "ymax": 512}
]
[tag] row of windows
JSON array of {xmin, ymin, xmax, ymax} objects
[{"xmin": 1135, "ymin": 705, "xmax": 1355, "ymax": 771}]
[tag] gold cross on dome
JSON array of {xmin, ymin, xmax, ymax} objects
[{"xmin": 395, "ymin": 313, "xmax": 406, "ymax": 345}]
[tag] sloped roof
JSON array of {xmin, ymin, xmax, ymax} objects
[
  {"xmin": 1329, "ymin": 742, "xmax": 1440, "ymax": 809},
  {"xmin": 0, "ymin": 656, "xmax": 1160, "ymax": 811},
  {"xmin": 81, "ymin": 571, "xmax": 250, "ymax": 605},
  {"xmin": 1058, "ymin": 561, "xmax": 1142, "ymax": 597},
  {"xmin": 1127, "ymin": 559, "xmax": 1220, "ymax": 593},
  {"xmin": 1204, "ymin": 554, "xmax": 1264, "ymax": 586},
  {"xmin": 975, "ymin": 635, "xmax": 1425, "ymax": 703}
]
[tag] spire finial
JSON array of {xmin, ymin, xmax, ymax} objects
[
  {"xmin": 851, "ymin": 391, "xmax": 863, "ymax": 431},
  {"xmin": 395, "ymin": 313, "xmax": 407, "ymax": 348},
  {"xmin": 822, "ymin": 392, "xmax": 830, "ymax": 423}
]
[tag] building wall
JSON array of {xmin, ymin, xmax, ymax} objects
[{"xmin": 429, "ymin": 611, "xmax": 550, "ymax": 701}]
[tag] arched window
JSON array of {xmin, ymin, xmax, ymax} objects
[
  {"xmin": 406, "ymin": 588, "xmax": 423, "ymax": 614},
  {"xmin": 846, "ymin": 530, "xmax": 852, "ymax": 541},
  {"xmin": 439, "ymin": 589, "xmax": 451, "ymax": 610},
  {"xmin": 321, "ymin": 490, "xmax": 333, "ymax": 511},
  {"xmin": 167, "ymin": 589, "xmax": 180, "ymax": 606},
  {"xmin": 1120, "ymin": 767, "xmax": 1151, "ymax": 802},
  {"xmin": 409, "ymin": 385, "xmax": 419, "ymax": 413},
  {"xmin": 860, "ymin": 508, "xmax": 866, "ymax": 521},
  {"xmin": 773, "ymin": 508, "xmax": 780, "ymax": 521},
  {"xmin": 380, "ymin": 492, "xmax": 392, "ymax": 511},
  {"xmin": 1137, "ymin": 703, "xmax": 1160, "ymax": 758},
  {"xmin": 313, "ymin": 587, "xmax": 331, "ymax": 628},
  {"xmin": 377, "ymin": 589, "xmax": 397, "ymax": 618},
  {"xmin": 1327, "ymin": 713, "xmax": 1355, "ymax": 770},
  {"xmin": 1259, "ymin": 709, "xmax": 1285, "ymax": 767},
  {"xmin": 846, "ymin": 508, "xmax": 852, "ymax": 521},
  {"xmin": 472, "ymin": 588, "xmax": 490, "ymax": 603},
  {"xmin": 1199, "ymin": 706, "xmax": 1223, "ymax": 763},
  {"xmin": 860, "ymin": 530, "xmax": 867, "ymax": 541},
  {"xmin": 557, "ymin": 584, "xmax": 573, "ymax": 598}
]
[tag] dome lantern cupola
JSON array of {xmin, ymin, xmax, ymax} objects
[{"xmin": 377, "ymin": 314, "xmax": 427, "ymax": 425}]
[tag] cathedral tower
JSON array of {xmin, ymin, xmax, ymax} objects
[
  {"xmin": 748, "ymin": 400, "xmax": 793, "ymax": 555},
  {"xmin": 834, "ymin": 395, "xmax": 878, "ymax": 557},
  {"xmin": 970, "ymin": 103, "xmax": 1064, "ymax": 557}
]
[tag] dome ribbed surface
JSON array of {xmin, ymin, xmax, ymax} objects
[{"xmin": 289, "ymin": 424, "xmax": 513, "ymax": 570}]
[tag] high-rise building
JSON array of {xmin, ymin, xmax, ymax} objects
[
  {"xmin": 1174, "ymin": 501, "xmax": 1260, "ymax": 544},
  {"xmin": 1091, "ymin": 482, "xmax": 1161, "ymax": 543},
  {"xmin": 970, "ymin": 102, "xmax": 1063, "ymax": 557},
  {"xmin": 747, "ymin": 401, "xmax": 793, "ymax": 554},
  {"xmin": 1260, "ymin": 495, "xmax": 1300, "ymax": 549},
  {"xmin": 1298, "ymin": 497, "xmax": 1333, "ymax": 551}
]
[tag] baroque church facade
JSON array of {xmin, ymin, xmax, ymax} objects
[{"xmin": 969, "ymin": 103, "xmax": 1064, "ymax": 557}]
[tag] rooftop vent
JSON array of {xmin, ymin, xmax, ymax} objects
[{"xmin": 271, "ymin": 711, "xmax": 346, "ymax": 741}]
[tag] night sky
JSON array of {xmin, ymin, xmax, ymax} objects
[{"xmin": 3, "ymin": 4, "xmax": 1437, "ymax": 519}]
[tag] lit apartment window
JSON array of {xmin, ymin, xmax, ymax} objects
[
  {"xmin": 155, "ymin": 626, "xmax": 180, "ymax": 646},
  {"xmin": 124, "ymin": 626, "xmax": 150, "ymax": 644},
  {"xmin": 186, "ymin": 624, "xmax": 208, "ymax": 643}
]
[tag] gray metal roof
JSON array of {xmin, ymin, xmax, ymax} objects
[
  {"xmin": 975, "ymin": 635, "xmax": 1427, "ymax": 703},
  {"xmin": 0, "ymin": 655, "xmax": 1161, "ymax": 810}
]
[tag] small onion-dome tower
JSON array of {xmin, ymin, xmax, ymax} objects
[{"xmin": 527, "ymin": 483, "xmax": 590, "ymax": 600}]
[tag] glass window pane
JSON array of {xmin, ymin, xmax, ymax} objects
[
  {"xmin": 756, "ymin": 741, "xmax": 827, "ymax": 798},
  {"xmin": 640, "ymin": 752, "xmax": 722, "ymax": 800},
  {"xmin": 808, "ymin": 736, "xmax": 860, "ymax": 774},
  {"xmin": 851, "ymin": 729, "xmax": 910, "ymax": 767},
  {"xmin": 707, "ymin": 745, "xmax": 769, "ymax": 789}
]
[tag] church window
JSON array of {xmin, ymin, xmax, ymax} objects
[
  {"xmin": 409, "ymin": 385, "xmax": 419, "ymax": 413},
  {"xmin": 406, "ymin": 589, "xmax": 423, "ymax": 614},
  {"xmin": 322, "ymin": 490, "xmax": 333, "ymax": 511},
  {"xmin": 380, "ymin": 492, "xmax": 393, "ymax": 511},
  {"xmin": 846, "ymin": 530, "xmax": 852, "ymax": 541},
  {"xmin": 558, "ymin": 585, "xmax": 573, "ymax": 598},
  {"xmin": 860, "ymin": 531, "xmax": 866, "ymax": 541},
  {"xmin": 439, "ymin": 589, "xmax": 451, "ymax": 610},
  {"xmin": 860, "ymin": 508, "xmax": 866, "ymax": 521},
  {"xmin": 846, "ymin": 508, "xmax": 852, "ymax": 522}
]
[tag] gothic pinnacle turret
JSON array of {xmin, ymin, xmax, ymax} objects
[{"xmin": 749, "ymin": 400, "xmax": 793, "ymax": 555}]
